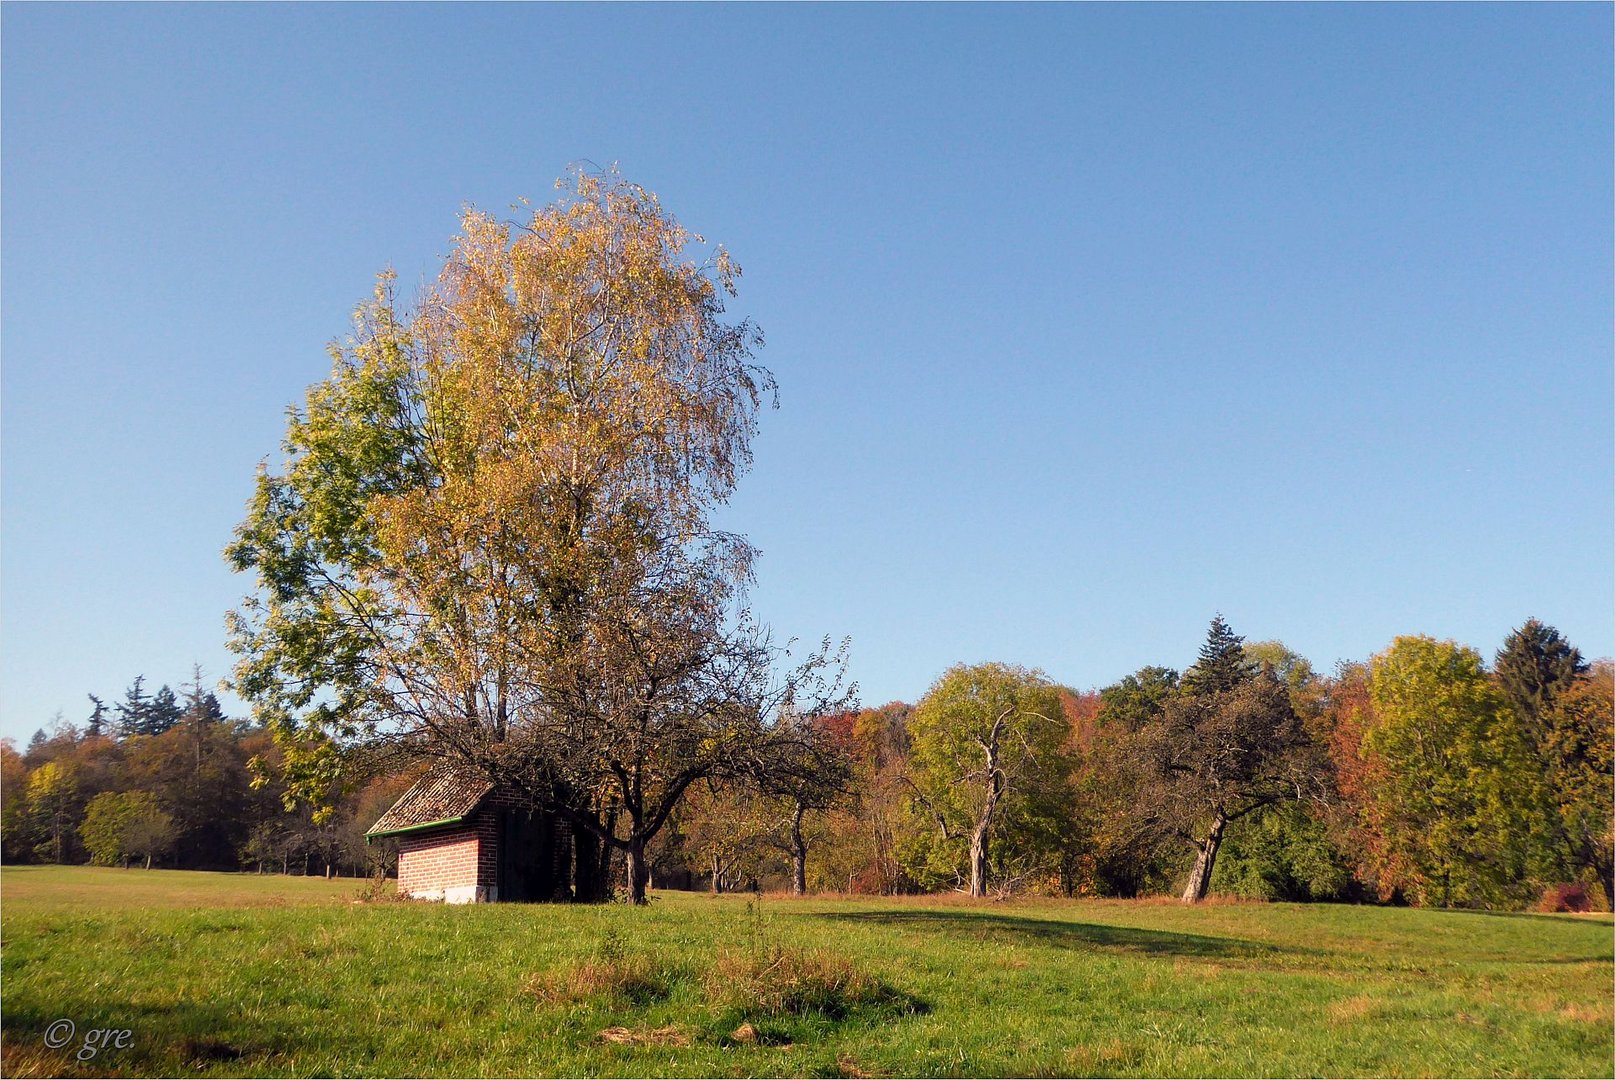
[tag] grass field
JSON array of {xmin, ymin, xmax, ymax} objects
[{"xmin": 2, "ymin": 866, "xmax": 1610, "ymax": 1078}]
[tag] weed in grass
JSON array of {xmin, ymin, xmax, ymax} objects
[
  {"xmin": 353, "ymin": 869, "xmax": 402, "ymax": 904},
  {"xmin": 710, "ymin": 897, "xmax": 923, "ymax": 1023}
]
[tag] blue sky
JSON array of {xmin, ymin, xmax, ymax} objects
[{"xmin": 3, "ymin": 3, "xmax": 1610, "ymax": 742}]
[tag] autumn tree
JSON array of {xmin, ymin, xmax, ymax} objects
[
  {"xmin": 227, "ymin": 168, "xmax": 847, "ymax": 903},
  {"xmin": 1131, "ymin": 619, "xmax": 1328, "ymax": 903},
  {"xmin": 26, "ymin": 761, "xmax": 78, "ymax": 863},
  {"xmin": 753, "ymin": 711, "xmax": 855, "ymax": 893},
  {"xmin": 1538, "ymin": 660, "xmax": 1614, "ymax": 903},
  {"xmin": 904, "ymin": 663, "xmax": 1069, "ymax": 897},
  {"xmin": 0, "ymin": 740, "xmax": 30, "ymax": 861},
  {"xmin": 826, "ymin": 702, "xmax": 915, "ymax": 894}
]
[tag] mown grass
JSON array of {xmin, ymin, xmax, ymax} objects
[{"xmin": 1, "ymin": 865, "xmax": 1610, "ymax": 1077}]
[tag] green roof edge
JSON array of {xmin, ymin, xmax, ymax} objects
[{"xmin": 364, "ymin": 814, "xmax": 472, "ymax": 840}]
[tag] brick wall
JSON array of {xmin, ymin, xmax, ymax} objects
[{"xmin": 398, "ymin": 823, "xmax": 485, "ymax": 900}]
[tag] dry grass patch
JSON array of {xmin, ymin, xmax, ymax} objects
[
  {"xmin": 597, "ymin": 1025, "xmax": 691, "ymax": 1047},
  {"xmin": 1559, "ymin": 1002, "xmax": 1612, "ymax": 1024},
  {"xmin": 526, "ymin": 932, "xmax": 681, "ymax": 1008},
  {"xmin": 1327, "ymin": 994, "xmax": 1380, "ymax": 1022},
  {"xmin": 704, "ymin": 944, "xmax": 913, "ymax": 1020}
]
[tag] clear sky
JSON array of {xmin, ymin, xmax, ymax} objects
[{"xmin": 3, "ymin": 3, "xmax": 1610, "ymax": 743}]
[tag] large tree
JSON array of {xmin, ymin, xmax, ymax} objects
[
  {"xmin": 81, "ymin": 790, "xmax": 176, "ymax": 869},
  {"xmin": 1495, "ymin": 619, "xmax": 1586, "ymax": 747},
  {"xmin": 227, "ymin": 169, "xmax": 846, "ymax": 903},
  {"xmin": 1363, "ymin": 635, "xmax": 1556, "ymax": 907},
  {"xmin": 1133, "ymin": 619, "xmax": 1328, "ymax": 903},
  {"xmin": 905, "ymin": 663, "xmax": 1070, "ymax": 898}
]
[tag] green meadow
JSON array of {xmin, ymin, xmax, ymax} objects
[{"xmin": 2, "ymin": 866, "xmax": 1610, "ymax": 1078}]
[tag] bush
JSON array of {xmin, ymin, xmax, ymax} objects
[{"xmin": 1536, "ymin": 882, "xmax": 1592, "ymax": 913}]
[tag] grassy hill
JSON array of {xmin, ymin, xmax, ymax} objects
[{"xmin": 2, "ymin": 866, "xmax": 1609, "ymax": 1077}]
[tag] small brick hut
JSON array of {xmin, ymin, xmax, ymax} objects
[{"xmin": 366, "ymin": 766, "xmax": 572, "ymax": 903}]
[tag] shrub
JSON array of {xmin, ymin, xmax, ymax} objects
[{"xmin": 1536, "ymin": 882, "xmax": 1592, "ymax": 913}]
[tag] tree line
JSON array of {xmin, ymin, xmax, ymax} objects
[
  {"xmin": 647, "ymin": 616, "xmax": 1610, "ymax": 910},
  {"xmin": 1, "ymin": 669, "xmax": 410, "ymax": 877},
  {"xmin": 6, "ymin": 616, "xmax": 1605, "ymax": 912}
]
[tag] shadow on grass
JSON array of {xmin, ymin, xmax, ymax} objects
[
  {"xmin": 813, "ymin": 909, "xmax": 1318, "ymax": 962},
  {"xmin": 3, "ymin": 999, "xmax": 304, "ymax": 1074}
]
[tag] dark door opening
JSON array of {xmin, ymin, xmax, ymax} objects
[{"xmin": 496, "ymin": 807, "xmax": 565, "ymax": 902}]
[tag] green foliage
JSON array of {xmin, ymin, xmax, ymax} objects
[
  {"xmin": 1539, "ymin": 662, "xmax": 1614, "ymax": 901},
  {"xmin": 79, "ymin": 790, "xmax": 176, "ymax": 868},
  {"xmin": 1365, "ymin": 636, "xmax": 1559, "ymax": 907},
  {"xmin": 1096, "ymin": 665, "xmax": 1179, "ymax": 732},
  {"xmin": 1213, "ymin": 804, "xmax": 1350, "ymax": 901},
  {"xmin": 903, "ymin": 663, "xmax": 1073, "ymax": 894}
]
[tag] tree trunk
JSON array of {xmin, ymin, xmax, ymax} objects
[
  {"xmin": 626, "ymin": 837, "xmax": 651, "ymax": 905},
  {"xmin": 711, "ymin": 852, "xmax": 723, "ymax": 894},
  {"xmin": 144, "ymin": 853, "xmax": 153, "ymax": 871},
  {"xmin": 968, "ymin": 822, "xmax": 990, "ymax": 898},
  {"xmin": 1180, "ymin": 811, "xmax": 1227, "ymax": 903},
  {"xmin": 966, "ymin": 722, "xmax": 1006, "ymax": 899},
  {"xmin": 790, "ymin": 804, "xmax": 808, "ymax": 895}
]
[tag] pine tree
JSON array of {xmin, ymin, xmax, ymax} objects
[
  {"xmin": 144, "ymin": 685, "xmax": 183, "ymax": 737},
  {"xmin": 115, "ymin": 676, "xmax": 149, "ymax": 739},
  {"xmin": 86, "ymin": 694, "xmax": 108, "ymax": 739},
  {"xmin": 1495, "ymin": 618, "xmax": 1586, "ymax": 750},
  {"xmin": 181, "ymin": 665, "xmax": 225, "ymax": 725},
  {"xmin": 1182, "ymin": 615, "xmax": 1256, "ymax": 696}
]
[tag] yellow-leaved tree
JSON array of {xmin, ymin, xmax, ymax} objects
[{"xmin": 228, "ymin": 169, "xmax": 850, "ymax": 903}]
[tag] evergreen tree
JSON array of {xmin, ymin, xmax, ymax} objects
[
  {"xmin": 86, "ymin": 694, "xmax": 108, "ymax": 739},
  {"xmin": 1495, "ymin": 618, "xmax": 1586, "ymax": 750},
  {"xmin": 143, "ymin": 685, "xmax": 183, "ymax": 737},
  {"xmin": 181, "ymin": 665, "xmax": 225, "ymax": 725},
  {"xmin": 1181, "ymin": 615, "xmax": 1256, "ymax": 696},
  {"xmin": 115, "ymin": 676, "xmax": 149, "ymax": 739}
]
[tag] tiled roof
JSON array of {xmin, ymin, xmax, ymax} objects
[{"xmin": 365, "ymin": 765, "xmax": 495, "ymax": 838}]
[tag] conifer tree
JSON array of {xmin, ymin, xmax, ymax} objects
[
  {"xmin": 1181, "ymin": 615, "xmax": 1256, "ymax": 695},
  {"xmin": 86, "ymin": 694, "xmax": 108, "ymax": 739},
  {"xmin": 115, "ymin": 676, "xmax": 149, "ymax": 739},
  {"xmin": 1495, "ymin": 618, "xmax": 1586, "ymax": 750}
]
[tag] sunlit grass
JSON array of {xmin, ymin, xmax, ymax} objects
[{"xmin": 2, "ymin": 866, "xmax": 1609, "ymax": 1077}]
